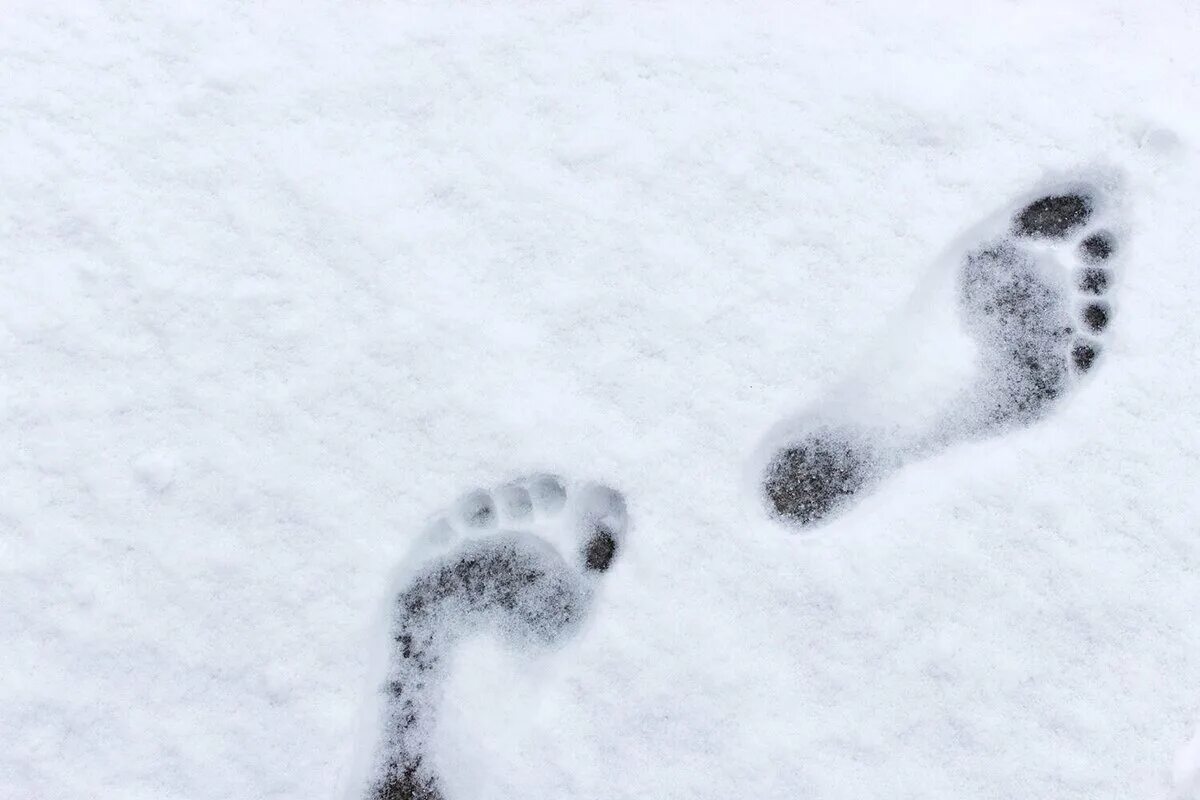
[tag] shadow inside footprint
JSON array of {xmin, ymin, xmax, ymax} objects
[{"xmin": 1078, "ymin": 230, "xmax": 1116, "ymax": 264}]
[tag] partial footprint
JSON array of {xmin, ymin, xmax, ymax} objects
[
  {"xmin": 1174, "ymin": 716, "xmax": 1200, "ymax": 799},
  {"xmin": 755, "ymin": 168, "xmax": 1126, "ymax": 528},
  {"xmin": 355, "ymin": 474, "xmax": 628, "ymax": 800}
]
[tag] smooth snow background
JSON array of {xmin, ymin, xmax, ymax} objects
[{"xmin": 1, "ymin": 2, "xmax": 1198, "ymax": 799}]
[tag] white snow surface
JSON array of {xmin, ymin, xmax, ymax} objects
[{"xmin": 2, "ymin": 2, "xmax": 1199, "ymax": 799}]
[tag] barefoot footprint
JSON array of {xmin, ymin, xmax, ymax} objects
[
  {"xmin": 756, "ymin": 169, "xmax": 1126, "ymax": 528},
  {"xmin": 358, "ymin": 475, "xmax": 628, "ymax": 800}
]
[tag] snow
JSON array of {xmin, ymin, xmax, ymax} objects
[{"xmin": 1, "ymin": 1, "xmax": 1198, "ymax": 799}]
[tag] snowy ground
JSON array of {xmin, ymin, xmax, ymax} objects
[{"xmin": 2, "ymin": 2, "xmax": 1199, "ymax": 799}]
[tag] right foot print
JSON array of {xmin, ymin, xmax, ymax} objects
[
  {"xmin": 356, "ymin": 475, "xmax": 628, "ymax": 800},
  {"xmin": 756, "ymin": 169, "xmax": 1126, "ymax": 528}
]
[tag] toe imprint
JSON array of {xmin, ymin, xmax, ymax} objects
[
  {"xmin": 1013, "ymin": 193, "xmax": 1092, "ymax": 239},
  {"xmin": 526, "ymin": 473, "xmax": 568, "ymax": 515},
  {"xmin": 1078, "ymin": 230, "xmax": 1116, "ymax": 263},
  {"xmin": 456, "ymin": 490, "xmax": 496, "ymax": 529},
  {"xmin": 583, "ymin": 526, "xmax": 618, "ymax": 572},
  {"xmin": 1076, "ymin": 266, "xmax": 1111, "ymax": 295},
  {"xmin": 1081, "ymin": 302, "xmax": 1110, "ymax": 333},
  {"xmin": 494, "ymin": 483, "xmax": 534, "ymax": 522},
  {"xmin": 363, "ymin": 476, "xmax": 629, "ymax": 799},
  {"xmin": 1072, "ymin": 340, "xmax": 1099, "ymax": 372}
]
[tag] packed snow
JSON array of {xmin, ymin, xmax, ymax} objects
[{"xmin": 2, "ymin": 2, "xmax": 1198, "ymax": 800}]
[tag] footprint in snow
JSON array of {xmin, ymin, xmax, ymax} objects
[
  {"xmin": 755, "ymin": 168, "xmax": 1126, "ymax": 528},
  {"xmin": 356, "ymin": 475, "xmax": 628, "ymax": 800}
]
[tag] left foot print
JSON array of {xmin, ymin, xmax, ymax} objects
[{"xmin": 356, "ymin": 475, "xmax": 628, "ymax": 799}]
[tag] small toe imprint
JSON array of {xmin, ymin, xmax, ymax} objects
[
  {"xmin": 1081, "ymin": 302, "xmax": 1110, "ymax": 333},
  {"xmin": 1076, "ymin": 267, "xmax": 1111, "ymax": 295},
  {"xmin": 495, "ymin": 483, "xmax": 534, "ymax": 521},
  {"xmin": 1071, "ymin": 340, "xmax": 1100, "ymax": 372},
  {"xmin": 526, "ymin": 474, "xmax": 568, "ymax": 516},
  {"xmin": 1078, "ymin": 230, "xmax": 1116, "ymax": 263},
  {"xmin": 456, "ymin": 490, "xmax": 496, "ymax": 529},
  {"xmin": 582, "ymin": 525, "xmax": 618, "ymax": 572}
]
